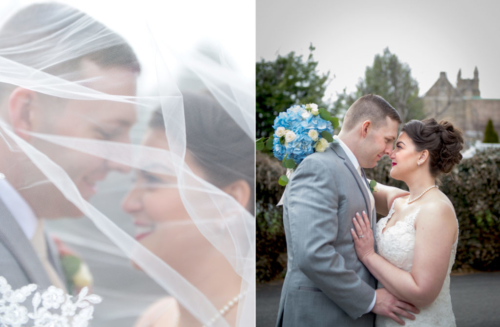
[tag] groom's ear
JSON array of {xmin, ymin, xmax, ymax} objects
[
  {"xmin": 8, "ymin": 87, "xmax": 39, "ymax": 141},
  {"xmin": 361, "ymin": 120, "xmax": 371, "ymax": 138}
]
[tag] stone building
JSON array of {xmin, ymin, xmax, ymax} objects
[{"xmin": 423, "ymin": 67, "xmax": 500, "ymax": 146}]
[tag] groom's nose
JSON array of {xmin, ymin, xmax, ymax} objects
[
  {"xmin": 107, "ymin": 160, "xmax": 132, "ymax": 174},
  {"xmin": 384, "ymin": 144, "xmax": 393, "ymax": 156}
]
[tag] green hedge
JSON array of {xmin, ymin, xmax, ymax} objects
[{"xmin": 256, "ymin": 149, "xmax": 500, "ymax": 283}]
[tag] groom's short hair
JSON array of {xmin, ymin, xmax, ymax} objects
[
  {"xmin": 342, "ymin": 94, "xmax": 401, "ymax": 131},
  {"xmin": 0, "ymin": 2, "xmax": 140, "ymax": 98}
]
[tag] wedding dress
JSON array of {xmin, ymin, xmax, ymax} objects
[{"xmin": 374, "ymin": 201, "xmax": 458, "ymax": 327}]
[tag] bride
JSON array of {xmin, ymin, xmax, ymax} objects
[
  {"xmin": 123, "ymin": 92, "xmax": 254, "ymax": 327},
  {"xmin": 351, "ymin": 118, "xmax": 463, "ymax": 326}
]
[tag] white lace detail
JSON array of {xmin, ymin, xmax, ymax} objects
[
  {"xmin": 0, "ymin": 276, "xmax": 102, "ymax": 327},
  {"xmin": 375, "ymin": 202, "xmax": 458, "ymax": 327}
]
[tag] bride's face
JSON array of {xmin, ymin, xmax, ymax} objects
[
  {"xmin": 389, "ymin": 132, "xmax": 422, "ymax": 181},
  {"xmin": 121, "ymin": 129, "xmax": 217, "ymax": 275}
]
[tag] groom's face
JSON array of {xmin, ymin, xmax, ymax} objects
[
  {"xmin": 10, "ymin": 60, "xmax": 137, "ymax": 218},
  {"xmin": 359, "ymin": 116, "xmax": 399, "ymax": 168}
]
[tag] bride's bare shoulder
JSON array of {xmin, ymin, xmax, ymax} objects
[
  {"xmin": 417, "ymin": 191, "xmax": 457, "ymax": 228},
  {"xmin": 422, "ymin": 190, "xmax": 454, "ymax": 212}
]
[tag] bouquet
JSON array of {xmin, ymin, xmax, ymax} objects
[{"xmin": 256, "ymin": 103, "xmax": 338, "ymax": 185}]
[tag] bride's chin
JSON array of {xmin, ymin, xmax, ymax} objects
[{"xmin": 389, "ymin": 169, "xmax": 403, "ymax": 181}]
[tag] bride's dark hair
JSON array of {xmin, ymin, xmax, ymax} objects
[
  {"xmin": 149, "ymin": 92, "xmax": 254, "ymax": 212},
  {"xmin": 402, "ymin": 118, "xmax": 464, "ymax": 177}
]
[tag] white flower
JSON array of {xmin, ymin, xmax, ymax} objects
[
  {"xmin": 301, "ymin": 112, "xmax": 311, "ymax": 119},
  {"xmin": 73, "ymin": 263, "xmax": 93, "ymax": 289},
  {"xmin": 285, "ymin": 131, "xmax": 296, "ymax": 143},
  {"xmin": 315, "ymin": 138, "xmax": 329, "ymax": 152},
  {"xmin": 308, "ymin": 130, "xmax": 319, "ymax": 141},
  {"xmin": 307, "ymin": 103, "xmax": 319, "ymax": 116},
  {"xmin": 275, "ymin": 127, "xmax": 286, "ymax": 137},
  {"xmin": 373, "ymin": 186, "xmax": 380, "ymax": 193},
  {"xmin": 41, "ymin": 286, "xmax": 65, "ymax": 309}
]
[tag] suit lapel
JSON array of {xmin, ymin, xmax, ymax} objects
[
  {"xmin": 330, "ymin": 142, "xmax": 372, "ymax": 222},
  {"xmin": 0, "ymin": 199, "xmax": 52, "ymax": 288},
  {"xmin": 359, "ymin": 167, "xmax": 376, "ymax": 228},
  {"xmin": 46, "ymin": 232, "xmax": 66, "ymax": 285}
]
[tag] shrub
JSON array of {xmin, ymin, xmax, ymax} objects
[{"xmin": 256, "ymin": 152, "xmax": 287, "ymax": 282}]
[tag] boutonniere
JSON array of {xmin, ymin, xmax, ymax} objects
[
  {"xmin": 369, "ymin": 180, "xmax": 379, "ymax": 193},
  {"xmin": 54, "ymin": 237, "xmax": 94, "ymax": 295}
]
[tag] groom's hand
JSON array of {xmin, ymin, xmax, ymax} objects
[{"xmin": 372, "ymin": 288, "xmax": 419, "ymax": 325}]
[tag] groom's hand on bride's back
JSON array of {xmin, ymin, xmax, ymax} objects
[{"xmin": 372, "ymin": 288, "xmax": 419, "ymax": 325}]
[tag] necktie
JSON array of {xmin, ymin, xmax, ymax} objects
[{"xmin": 357, "ymin": 166, "xmax": 375, "ymax": 217}]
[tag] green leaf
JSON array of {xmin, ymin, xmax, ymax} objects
[
  {"xmin": 278, "ymin": 175, "xmax": 289, "ymax": 186},
  {"xmin": 319, "ymin": 108, "xmax": 331, "ymax": 121},
  {"xmin": 284, "ymin": 159, "xmax": 296, "ymax": 169},
  {"xmin": 256, "ymin": 142, "xmax": 264, "ymax": 151},
  {"xmin": 369, "ymin": 180, "xmax": 377, "ymax": 188},
  {"xmin": 256, "ymin": 137, "xmax": 265, "ymax": 143},
  {"xmin": 320, "ymin": 131, "xmax": 334, "ymax": 142},
  {"xmin": 280, "ymin": 136, "xmax": 285, "ymax": 144},
  {"xmin": 282, "ymin": 154, "xmax": 288, "ymax": 167},
  {"xmin": 329, "ymin": 117, "xmax": 339, "ymax": 129},
  {"xmin": 266, "ymin": 136, "xmax": 274, "ymax": 150},
  {"xmin": 61, "ymin": 255, "xmax": 81, "ymax": 278}
]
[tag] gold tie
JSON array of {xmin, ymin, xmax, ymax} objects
[{"xmin": 30, "ymin": 221, "xmax": 67, "ymax": 292}]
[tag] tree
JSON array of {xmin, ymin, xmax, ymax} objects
[
  {"xmin": 483, "ymin": 119, "xmax": 499, "ymax": 143},
  {"xmin": 256, "ymin": 44, "xmax": 330, "ymax": 138},
  {"xmin": 333, "ymin": 48, "xmax": 424, "ymax": 123}
]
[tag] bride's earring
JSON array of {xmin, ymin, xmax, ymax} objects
[{"xmin": 417, "ymin": 162, "xmax": 420, "ymax": 166}]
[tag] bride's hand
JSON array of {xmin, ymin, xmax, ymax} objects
[{"xmin": 350, "ymin": 211, "xmax": 375, "ymax": 262}]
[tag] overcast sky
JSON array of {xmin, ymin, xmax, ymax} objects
[{"xmin": 257, "ymin": 0, "xmax": 500, "ymax": 101}]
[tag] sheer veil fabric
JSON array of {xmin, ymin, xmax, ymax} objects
[{"xmin": 0, "ymin": 1, "xmax": 255, "ymax": 326}]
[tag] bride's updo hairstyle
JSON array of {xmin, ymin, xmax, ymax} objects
[
  {"xmin": 402, "ymin": 118, "xmax": 464, "ymax": 177},
  {"xmin": 149, "ymin": 92, "xmax": 254, "ymax": 212}
]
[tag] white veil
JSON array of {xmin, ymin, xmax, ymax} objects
[{"xmin": 0, "ymin": 1, "xmax": 254, "ymax": 326}]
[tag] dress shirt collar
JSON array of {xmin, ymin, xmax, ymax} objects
[
  {"xmin": 334, "ymin": 135, "xmax": 361, "ymax": 172},
  {"xmin": 0, "ymin": 172, "xmax": 39, "ymax": 239}
]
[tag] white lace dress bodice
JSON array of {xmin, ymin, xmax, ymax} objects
[{"xmin": 374, "ymin": 202, "xmax": 458, "ymax": 327}]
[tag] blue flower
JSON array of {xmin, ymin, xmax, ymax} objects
[
  {"xmin": 286, "ymin": 133, "xmax": 314, "ymax": 164},
  {"xmin": 273, "ymin": 112, "xmax": 289, "ymax": 130},
  {"xmin": 273, "ymin": 137, "xmax": 285, "ymax": 161}
]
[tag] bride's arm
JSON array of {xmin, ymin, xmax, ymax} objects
[
  {"xmin": 367, "ymin": 181, "xmax": 409, "ymax": 216},
  {"xmin": 351, "ymin": 201, "xmax": 458, "ymax": 308}
]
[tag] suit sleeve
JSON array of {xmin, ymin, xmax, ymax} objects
[{"xmin": 286, "ymin": 157, "xmax": 376, "ymax": 319}]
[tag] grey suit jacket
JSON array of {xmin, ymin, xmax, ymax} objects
[
  {"xmin": 0, "ymin": 198, "xmax": 66, "ymax": 290},
  {"xmin": 276, "ymin": 141, "xmax": 378, "ymax": 327}
]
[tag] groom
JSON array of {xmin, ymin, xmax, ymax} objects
[
  {"xmin": 276, "ymin": 95, "xmax": 418, "ymax": 326},
  {"xmin": 0, "ymin": 3, "xmax": 139, "ymax": 291}
]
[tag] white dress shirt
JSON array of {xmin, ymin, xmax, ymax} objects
[
  {"xmin": 334, "ymin": 136, "xmax": 377, "ymax": 314},
  {"xmin": 0, "ymin": 172, "xmax": 38, "ymax": 239}
]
